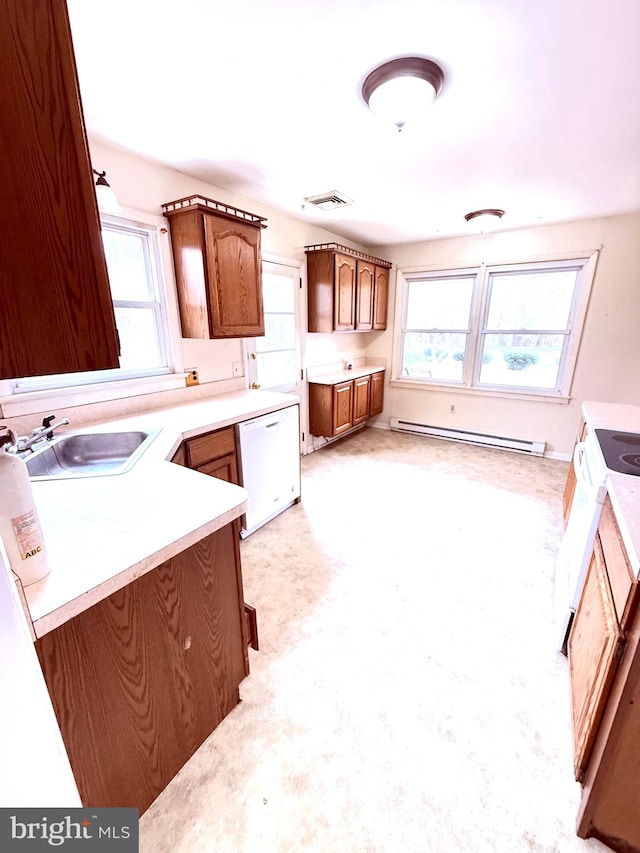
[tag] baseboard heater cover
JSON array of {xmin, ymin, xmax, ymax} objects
[{"xmin": 389, "ymin": 418, "xmax": 546, "ymax": 456}]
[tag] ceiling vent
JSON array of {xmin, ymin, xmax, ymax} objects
[{"xmin": 304, "ymin": 190, "xmax": 353, "ymax": 211}]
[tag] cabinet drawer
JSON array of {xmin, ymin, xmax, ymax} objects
[
  {"xmin": 599, "ymin": 497, "xmax": 636, "ymax": 628},
  {"xmin": 186, "ymin": 427, "xmax": 236, "ymax": 468}
]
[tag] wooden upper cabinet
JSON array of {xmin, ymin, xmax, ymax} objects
[
  {"xmin": 306, "ymin": 244, "xmax": 391, "ymax": 333},
  {"xmin": 355, "ymin": 262, "xmax": 374, "ymax": 330},
  {"xmin": 162, "ymin": 197, "xmax": 266, "ymax": 339},
  {"xmin": 0, "ymin": 0, "xmax": 120, "ymax": 380},
  {"xmin": 335, "ymin": 253, "xmax": 357, "ymax": 331},
  {"xmin": 373, "ymin": 266, "xmax": 389, "ymax": 330}
]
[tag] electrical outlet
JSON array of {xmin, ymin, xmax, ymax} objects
[
  {"xmin": 185, "ymin": 368, "xmax": 199, "ymax": 387},
  {"xmin": 232, "ymin": 362, "xmax": 242, "ymax": 377}
]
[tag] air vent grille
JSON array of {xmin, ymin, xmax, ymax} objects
[{"xmin": 304, "ymin": 190, "xmax": 353, "ymax": 211}]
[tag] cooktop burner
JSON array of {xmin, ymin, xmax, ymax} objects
[{"xmin": 595, "ymin": 429, "xmax": 640, "ymax": 476}]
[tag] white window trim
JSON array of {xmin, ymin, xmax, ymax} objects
[
  {"xmin": 0, "ymin": 207, "xmax": 185, "ymax": 418},
  {"xmin": 391, "ymin": 250, "xmax": 599, "ymax": 403}
]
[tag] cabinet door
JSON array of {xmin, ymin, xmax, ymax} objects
[
  {"xmin": 373, "ymin": 266, "xmax": 389, "ymax": 331},
  {"xmin": 197, "ymin": 453, "xmax": 239, "ymax": 485},
  {"xmin": 333, "ymin": 381, "xmax": 354, "ymax": 434},
  {"xmin": 569, "ymin": 536, "xmax": 625, "ymax": 783},
  {"xmin": 0, "ymin": 0, "xmax": 120, "ymax": 380},
  {"xmin": 355, "ymin": 261, "xmax": 374, "ymax": 330},
  {"xmin": 369, "ymin": 371, "xmax": 385, "ymax": 416},
  {"xmin": 202, "ymin": 214, "xmax": 265, "ymax": 338},
  {"xmin": 353, "ymin": 376, "xmax": 371, "ymax": 425},
  {"xmin": 36, "ymin": 526, "xmax": 248, "ymax": 814},
  {"xmin": 334, "ymin": 253, "xmax": 356, "ymax": 331}
]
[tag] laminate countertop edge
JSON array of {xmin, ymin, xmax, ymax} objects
[{"xmin": 18, "ymin": 389, "xmax": 299, "ymax": 639}]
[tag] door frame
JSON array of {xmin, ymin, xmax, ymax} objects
[{"xmin": 244, "ymin": 253, "xmax": 307, "ymax": 450}]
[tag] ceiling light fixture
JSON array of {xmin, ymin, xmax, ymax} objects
[
  {"xmin": 92, "ymin": 168, "xmax": 123, "ymax": 214},
  {"xmin": 362, "ymin": 56, "xmax": 445, "ymax": 130},
  {"xmin": 464, "ymin": 208, "xmax": 505, "ymax": 232}
]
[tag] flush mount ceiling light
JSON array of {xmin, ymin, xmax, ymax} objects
[
  {"xmin": 362, "ymin": 56, "xmax": 445, "ymax": 130},
  {"xmin": 92, "ymin": 168, "xmax": 122, "ymax": 214},
  {"xmin": 464, "ymin": 208, "xmax": 505, "ymax": 232}
]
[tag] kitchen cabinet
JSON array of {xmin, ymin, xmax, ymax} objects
[
  {"xmin": 353, "ymin": 376, "xmax": 371, "ymax": 425},
  {"xmin": 0, "ymin": 0, "xmax": 120, "ymax": 380},
  {"xmin": 568, "ymin": 496, "xmax": 640, "ymax": 850},
  {"xmin": 36, "ymin": 524, "xmax": 249, "ymax": 815},
  {"xmin": 370, "ymin": 370, "xmax": 385, "ymax": 416},
  {"xmin": 162, "ymin": 196, "xmax": 266, "ymax": 339},
  {"xmin": 309, "ymin": 370, "xmax": 385, "ymax": 437},
  {"xmin": 182, "ymin": 425, "xmax": 240, "ymax": 485},
  {"xmin": 172, "ymin": 425, "xmax": 259, "ymax": 648},
  {"xmin": 373, "ymin": 266, "xmax": 390, "ymax": 331},
  {"xmin": 305, "ymin": 244, "xmax": 392, "ymax": 333}
]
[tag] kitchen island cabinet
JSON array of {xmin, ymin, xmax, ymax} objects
[
  {"xmin": 36, "ymin": 524, "xmax": 248, "ymax": 814},
  {"xmin": 162, "ymin": 196, "xmax": 266, "ymax": 339},
  {"xmin": 305, "ymin": 244, "xmax": 392, "ymax": 333},
  {"xmin": 0, "ymin": 0, "xmax": 120, "ymax": 380}
]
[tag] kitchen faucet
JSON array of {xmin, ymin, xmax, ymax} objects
[{"xmin": 13, "ymin": 414, "xmax": 71, "ymax": 454}]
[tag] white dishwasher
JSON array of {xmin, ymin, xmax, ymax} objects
[{"xmin": 237, "ymin": 404, "xmax": 301, "ymax": 537}]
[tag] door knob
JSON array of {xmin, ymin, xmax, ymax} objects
[
  {"xmin": 251, "ymin": 382, "xmax": 261, "ymax": 390},
  {"xmin": 249, "ymin": 352, "xmax": 257, "ymax": 360}
]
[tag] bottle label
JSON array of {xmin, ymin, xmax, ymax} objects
[{"xmin": 11, "ymin": 509, "xmax": 45, "ymax": 560}]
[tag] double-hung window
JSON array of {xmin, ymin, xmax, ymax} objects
[
  {"xmin": 9, "ymin": 215, "xmax": 171, "ymax": 394},
  {"xmin": 397, "ymin": 255, "xmax": 597, "ymax": 398}
]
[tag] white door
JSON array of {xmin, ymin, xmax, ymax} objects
[{"xmin": 246, "ymin": 258, "xmax": 303, "ymax": 399}]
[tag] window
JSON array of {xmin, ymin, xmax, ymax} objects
[
  {"xmin": 11, "ymin": 215, "xmax": 171, "ymax": 393},
  {"xmin": 396, "ymin": 255, "xmax": 597, "ymax": 398}
]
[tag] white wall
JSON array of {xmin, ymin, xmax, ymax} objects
[{"xmin": 369, "ymin": 213, "xmax": 640, "ymax": 456}]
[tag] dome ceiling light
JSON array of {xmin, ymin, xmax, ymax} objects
[
  {"xmin": 464, "ymin": 208, "xmax": 505, "ymax": 232},
  {"xmin": 362, "ymin": 56, "xmax": 445, "ymax": 131}
]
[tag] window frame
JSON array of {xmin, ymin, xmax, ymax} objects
[
  {"xmin": 392, "ymin": 251, "xmax": 599, "ymax": 401},
  {"xmin": 6, "ymin": 213, "xmax": 175, "ymax": 397}
]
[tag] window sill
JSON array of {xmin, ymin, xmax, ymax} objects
[
  {"xmin": 389, "ymin": 377, "xmax": 571, "ymax": 405},
  {"xmin": 0, "ymin": 373, "xmax": 189, "ymax": 418}
]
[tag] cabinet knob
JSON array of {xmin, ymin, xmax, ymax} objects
[{"xmin": 251, "ymin": 382, "xmax": 261, "ymax": 390}]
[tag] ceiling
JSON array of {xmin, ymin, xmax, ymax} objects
[{"xmin": 67, "ymin": 0, "xmax": 640, "ymax": 246}]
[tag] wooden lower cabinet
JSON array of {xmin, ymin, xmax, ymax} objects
[
  {"xmin": 568, "ymin": 496, "xmax": 640, "ymax": 851},
  {"xmin": 36, "ymin": 524, "xmax": 248, "ymax": 814},
  {"xmin": 353, "ymin": 376, "xmax": 371, "ymax": 425},
  {"xmin": 309, "ymin": 370, "xmax": 385, "ymax": 438}
]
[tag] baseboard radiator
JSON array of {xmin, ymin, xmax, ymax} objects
[{"xmin": 389, "ymin": 418, "xmax": 546, "ymax": 457}]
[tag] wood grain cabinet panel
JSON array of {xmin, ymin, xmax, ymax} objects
[
  {"xmin": 163, "ymin": 198, "xmax": 266, "ymax": 339},
  {"xmin": 373, "ymin": 266, "xmax": 389, "ymax": 331},
  {"xmin": 355, "ymin": 261, "xmax": 374, "ymax": 330},
  {"xmin": 306, "ymin": 244, "xmax": 391, "ymax": 333},
  {"xmin": 0, "ymin": 0, "xmax": 120, "ymax": 380},
  {"xmin": 569, "ymin": 537, "xmax": 625, "ymax": 783},
  {"xmin": 353, "ymin": 376, "xmax": 371, "ymax": 425},
  {"xmin": 308, "ymin": 371, "xmax": 385, "ymax": 437},
  {"xmin": 369, "ymin": 370, "xmax": 385, "ymax": 416},
  {"xmin": 36, "ymin": 525, "xmax": 248, "ymax": 814}
]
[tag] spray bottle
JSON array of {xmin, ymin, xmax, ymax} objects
[{"xmin": 0, "ymin": 426, "xmax": 51, "ymax": 586}]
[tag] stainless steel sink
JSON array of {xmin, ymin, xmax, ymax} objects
[
  {"xmin": 595, "ymin": 428, "xmax": 640, "ymax": 475},
  {"xmin": 25, "ymin": 429, "xmax": 161, "ymax": 480}
]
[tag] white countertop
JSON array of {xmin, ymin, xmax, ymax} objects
[
  {"xmin": 308, "ymin": 365, "xmax": 385, "ymax": 385},
  {"xmin": 582, "ymin": 401, "xmax": 640, "ymax": 575},
  {"xmin": 21, "ymin": 390, "xmax": 299, "ymax": 638}
]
